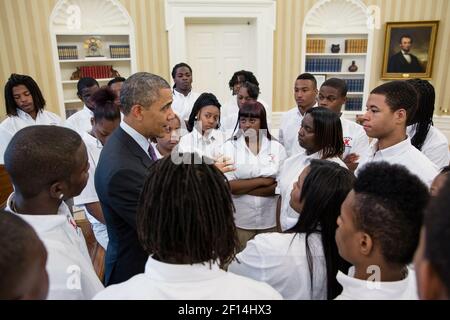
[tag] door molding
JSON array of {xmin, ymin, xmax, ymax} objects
[{"xmin": 165, "ymin": 0, "xmax": 276, "ymax": 115}]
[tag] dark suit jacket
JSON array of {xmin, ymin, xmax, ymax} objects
[
  {"xmin": 95, "ymin": 126, "xmax": 151, "ymax": 285},
  {"xmin": 387, "ymin": 51, "xmax": 423, "ymax": 73}
]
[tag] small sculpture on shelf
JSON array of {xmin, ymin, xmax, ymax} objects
[
  {"xmin": 348, "ymin": 61, "xmax": 358, "ymax": 72},
  {"xmin": 84, "ymin": 36, "xmax": 104, "ymax": 57},
  {"xmin": 70, "ymin": 67, "xmax": 81, "ymax": 80},
  {"xmin": 331, "ymin": 44, "xmax": 340, "ymax": 53}
]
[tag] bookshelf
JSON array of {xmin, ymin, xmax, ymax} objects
[
  {"xmin": 50, "ymin": 0, "xmax": 136, "ymax": 119},
  {"xmin": 301, "ymin": 0, "xmax": 374, "ymax": 114}
]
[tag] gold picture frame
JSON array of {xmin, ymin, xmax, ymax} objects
[{"xmin": 381, "ymin": 21, "xmax": 439, "ymax": 80}]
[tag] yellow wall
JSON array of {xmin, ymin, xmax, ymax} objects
[
  {"xmin": 1, "ymin": 0, "xmax": 449, "ymax": 120},
  {"xmin": 274, "ymin": 0, "xmax": 450, "ymax": 113}
]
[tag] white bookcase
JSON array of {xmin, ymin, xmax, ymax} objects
[
  {"xmin": 301, "ymin": 0, "xmax": 374, "ymax": 115},
  {"xmin": 50, "ymin": 0, "xmax": 136, "ymax": 118}
]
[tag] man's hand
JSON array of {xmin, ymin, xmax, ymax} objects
[
  {"xmin": 343, "ymin": 153, "xmax": 359, "ymax": 172},
  {"xmin": 214, "ymin": 156, "xmax": 235, "ymax": 173}
]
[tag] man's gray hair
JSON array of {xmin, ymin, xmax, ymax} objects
[{"xmin": 120, "ymin": 72, "xmax": 170, "ymax": 115}]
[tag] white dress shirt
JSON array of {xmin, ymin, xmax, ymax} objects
[
  {"xmin": 356, "ymin": 137, "xmax": 438, "ymax": 187},
  {"xmin": 65, "ymin": 105, "xmax": 93, "ymax": 135},
  {"xmin": 341, "ymin": 117, "xmax": 370, "ymax": 161},
  {"xmin": 223, "ymin": 135, "xmax": 287, "ymax": 229},
  {"xmin": 0, "ymin": 109, "xmax": 62, "ymax": 137},
  {"xmin": 279, "ymin": 105, "xmax": 317, "ymax": 157},
  {"xmin": 0, "ymin": 126, "xmax": 13, "ymax": 164},
  {"xmin": 407, "ymin": 124, "xmax": 449, "ymax": 169},
  {"xmin": 229, "ymin": 232, "xmax": 327, "ymax": 300},
  {"xmin": 335, "ymin": 266, "xmax": 418, "ymax": 300},
  {"xmin": 93, "ymin": 256, "xmax": 282, "ymax": 300},
  {"xmin": 277, "ymin": 151, "xmax": 346, "ymax": 231},
  {"xmin": 171, "ymin": 89, "xmax": 201, "ymax": 122},
  {"xmin": 178, "ymin": 128, "xmax": 225, "ymax": 159},
  {"xmin": 5, "ymin": 194, "xmax": 104, "ymax": 300},
  {"xmin": 73, "ymin": 132, "xmax": 108, "ymax": 250}
]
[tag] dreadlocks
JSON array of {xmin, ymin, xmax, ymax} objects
[
  {"xmin": 4, "ymin": 73, "xmax": 46, "ymax": 116},
  {"xmin": 137, "ymin": 153, "xmax": 238, "ymax": 268},
  {"xmin": 406, "ymin": 79, "xmax": 435, "ymax": 151}
]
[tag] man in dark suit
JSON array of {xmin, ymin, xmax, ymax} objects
[
  {"xmin": 95, "ymin": 72, "xmax": 175, "ymax": 285},
  {"xmin": 387, "ymin": 35, "xmax": 424, "ymax": 73}
]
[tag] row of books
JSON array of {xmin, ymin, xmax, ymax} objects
[
  {"xmin": 78, "ymin": 66, "xmax": 114, "ymax": 79},
  {"xmin": 345, "ymin": 97, "xmax": 363, "ymax": 111},
  {"xmin": 344, "ymin": 79, "xmax": 364, "ymax": 92},
  {"xmin": 110, "ymin": 45, "xmax": 130, "ymax": 58},
  {"xmin": 345, "ymin": 39, "xmax": 367, "ymax": 53},
  {"xmin": 58, "ymin": 45, "xmax": 78, "ymax": 60},
  {"xmin": 305, "ymin": 58, "xmax": 342, "ymax": 72},
  {"xmin": 306, "ymin": 39, "xmax": 326, "ymax": 53}
]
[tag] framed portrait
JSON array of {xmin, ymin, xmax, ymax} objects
[{"xmin": 381, "ymin": 21, "xmax": 439, "ymax": 80}]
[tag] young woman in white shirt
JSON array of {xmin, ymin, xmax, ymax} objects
[
  {"xmin": 277, "ymin": 107, "xmax": 347, "ymax": 231},
  {"xmin": 406, "ymin": 78, "xmax": 449, "ymax": 169},
  {"xmin": 229, "ymin": 159, "xmax": 353, "ymax": 299},
  {"xmin": 152, "ymin": 113, "xmax": 183, "ymax": 159},
  {"xmin": 73, "ymin": 87, "xmax": 121, "ymax": 250},
  {"xmin": 223, "ymin": 102, "xmax": 286, "ymax": 250},
  {"xmin": 178, "ymin": 93, "xmax": 225, "ymax": 160},
  {"xmin": 4, "ymin": 125, "xmax": 104, "ymax": 299},
  {"xmin": 94, "ymin": 153, "xmax": 282, "ymax": 300},
  {"xmin": 1, "ymin": 74, "xmax": 62, "ymax": 140}
]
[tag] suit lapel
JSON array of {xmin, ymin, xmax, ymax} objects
[{"xmin": 116, "ymin": 127, "xmax": 153, "ymax": 168}]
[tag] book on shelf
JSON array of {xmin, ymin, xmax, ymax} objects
[
  {"xmin": 58, "ymin": 45, "xmax": 78, "ymax": 60},
  {"xmin": 306, "ymin": 39, "xmax": 325, "ymax": 53},
  {"xmin": 110, "ymin": 45, "xmax": 130, "ymax": 58},
  {"xmin": 305, "ymin": 58, "xmax": 342, "ymax": 72},
  {"xmin": 343, "ymin": 79, "xmax": 364, "ymax": 92},
  {"xmin": 345, "ymin": 97, "xmax": 363, "ymax": 111},
  {"xmin": 345, "ymin": 39, "xmax": 367, "ymax": 53}
]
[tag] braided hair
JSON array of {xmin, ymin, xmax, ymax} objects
[
  {"xmin": 406, "ymin": 79, "xmax": 435, "ymax": 151},
  {"xmin": 4, "ymin": 73, "xmax": 46, "ymax": 116},
  {"xmin": 137, "ymin": 153, "xmax": 239, "ymax": 268}
]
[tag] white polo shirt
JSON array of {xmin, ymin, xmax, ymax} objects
[
  {"xmin": 356, "ymin": 137, "xmax": 438, "ymax": 187},
  {"xmin": 178, "ymin": 128, "xmax": 225, "ymax": 160},
  {"xmin": 171, "ymin": 89, "xmax": 201, "ymax": 122},
  {"xmin": 277, "ymin": 151, "xmax": 346, "ymax": 231},
  {"xmin": 229, "ymin": 232, "xmax": 327, "ymax": 300},
  {"xmin": 0, "ymin": 127, "xmax": 13, "ymax": 164},
  {"xmin": 93, "ymin": 256, "xmax": 282, "ymax": 300},
  {"xmin": 223, "ymin": 135, "xmax": 287, "ymax": 229},
  {"xmin": 65, "ymin": 105, "xmax": 93, "ymax": 135},
  {"xmin": 5, "ymin": 194, "xmax": 104, "ymax": 300},
  {"xmin": 407, "ymin": 124, "xmax": 449, "ymax": 169},
  {"xmin": 341, "ymin": 117, "xmax": 370, "ymax": 161},
  {"xmin": 335, "ymin": 267, "xmax": 418, "ymax": 300},
  {"xmin": 73, "ymin": 132, "xmax": 108, "ymax": 250},
  {"xmin": 0, "ymin": 109, "xmax": 62, "ymax": 136}
]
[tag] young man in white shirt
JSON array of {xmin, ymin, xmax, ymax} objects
[
  {"xmin": 335, "ymin": 161, "xmax": 429, "ymax": 300},
  {"xmin": 0, "ymin": 211, "xmax": 49, "ymax": 300},
  {"xmin": 4, "ymin": 126, "xmax": 104, "ymax": 300},
  {"xmin": 414, "ymin": 176, "xmax": 450, "ymax": 300},
  {"xmin": 170, "ymin": 63, "xmax": 200, "ymax": 122},
  {"xmin": 66, "ymin": 77, "xmax": 100, "ymax": 135},
  {"xmin": 1, "ymin": 73, "xmax": 62, "ymax": 140},
  {"xmin": 279, "ymin": 73, "xmax": 318, "ymax": 157},
  {"xmin": 356, "ymin": 81, "xmax": 438, "ymax": 187},
  {"xmin": 73, "ymin": 87, "xmax": 121, "ymax": 250},
  {"xmin": 94, "ymin": 153, "xmax": 282, "ymax": 300},
  {"xmin": 318, "ymin": 78, "xmax": 370, "ymax": 171}
]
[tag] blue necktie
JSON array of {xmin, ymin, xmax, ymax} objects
[{"xmin": 148, "ymin": 144, "xmax": 157, "ymax": 161}]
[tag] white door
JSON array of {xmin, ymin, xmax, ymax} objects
[{"xmin": 186, "ymin": 20, "xmax": 256, "ymax": 105}]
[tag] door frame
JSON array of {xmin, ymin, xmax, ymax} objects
[{"xmin": 165, "ymin": 0, "xmax": 276, "ymax": 114}]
